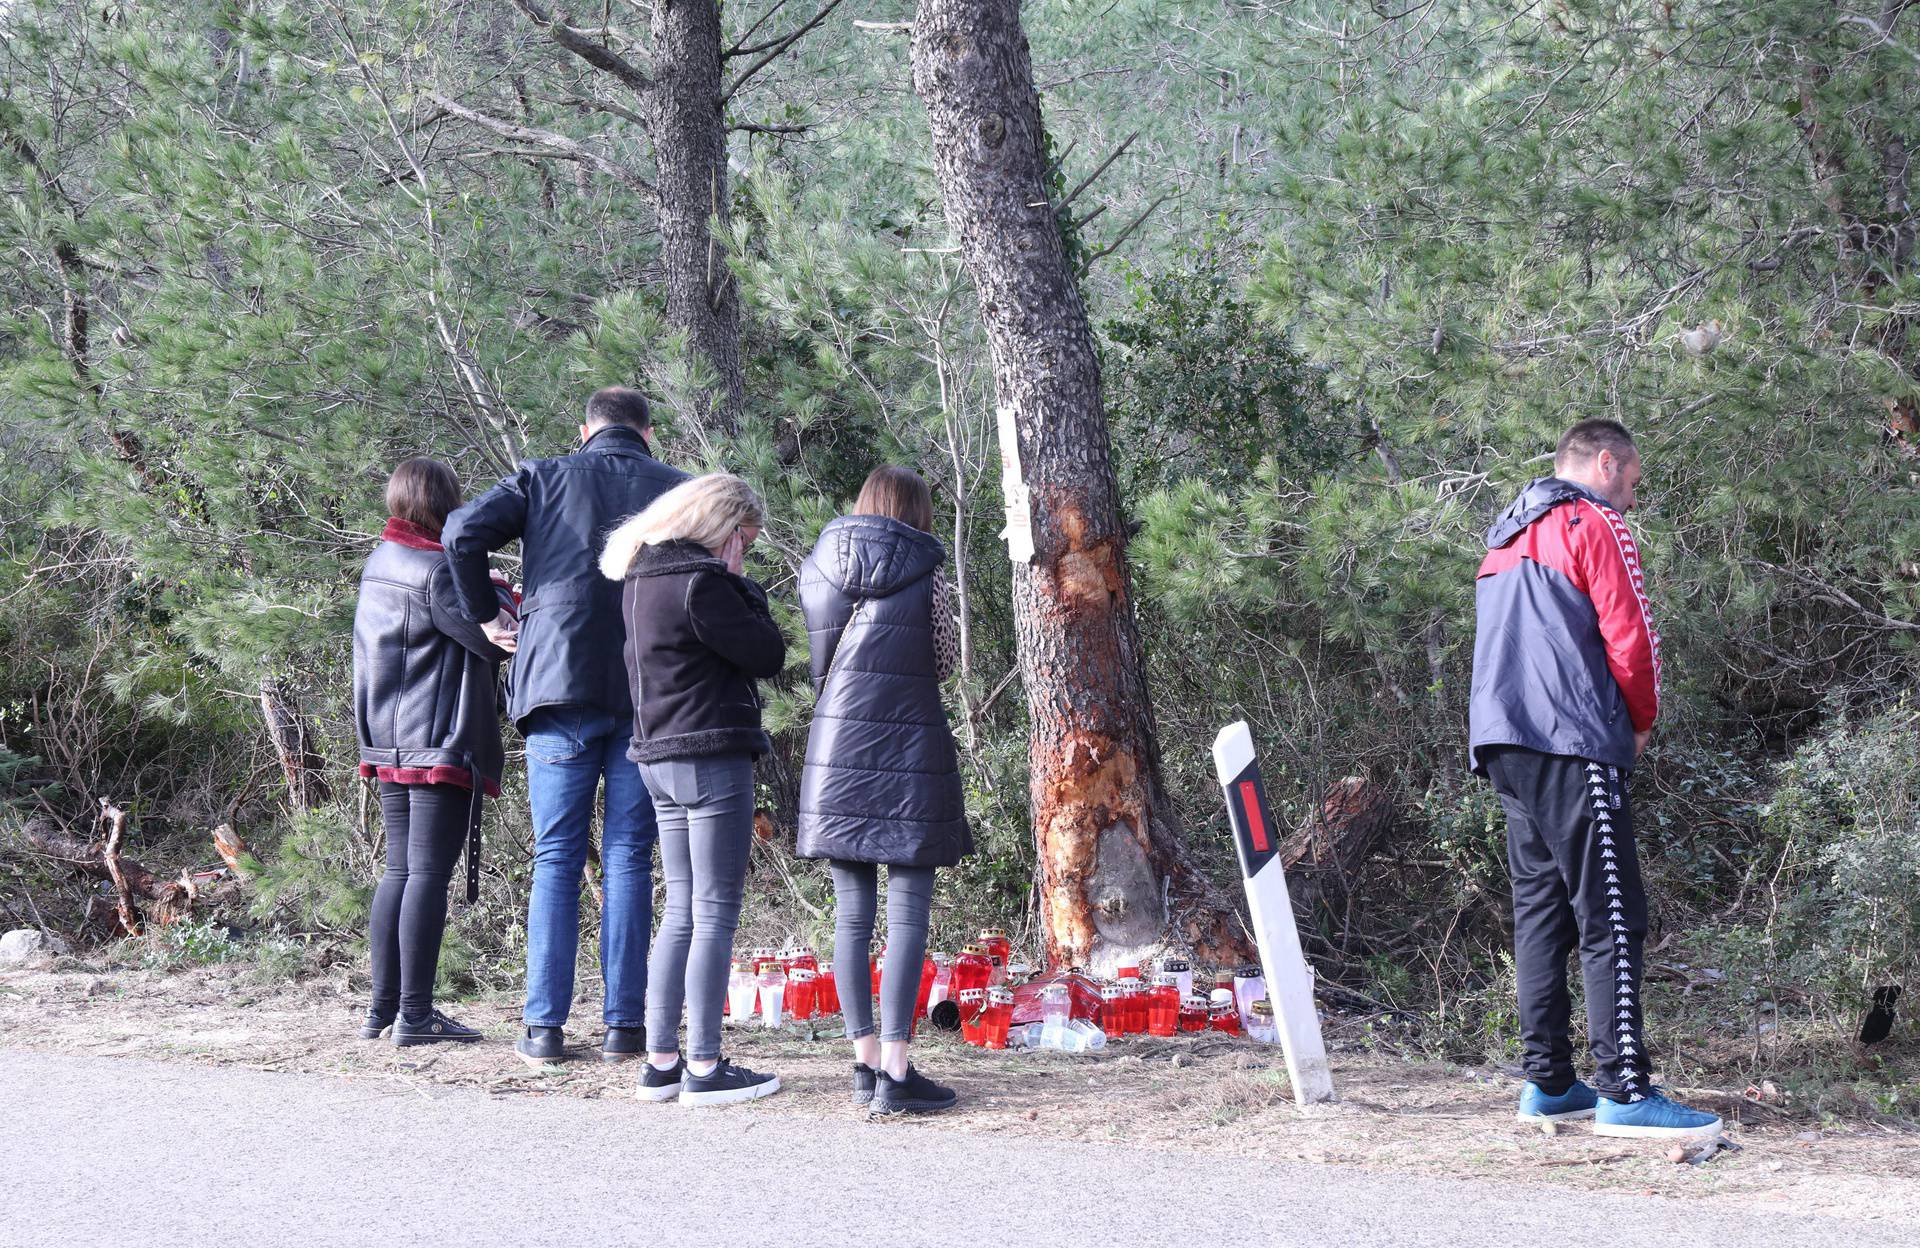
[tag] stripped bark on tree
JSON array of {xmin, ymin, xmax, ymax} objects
[{"xmin": 910, "ymin": 0, "xmax": 1250, "ymax": 972}]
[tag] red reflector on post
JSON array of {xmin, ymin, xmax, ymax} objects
[{"xmin": 1239, "ymin": 779, "xmax": 1268, "ymax": 852}]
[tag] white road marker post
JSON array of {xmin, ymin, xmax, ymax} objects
[{"xmin": 1212, "ymin": 720, "xmax": 1335, "ymax": 1105}]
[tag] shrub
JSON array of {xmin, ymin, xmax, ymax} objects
[{"xmin": 1749, "ymin": 707, "xmax": 1920, "ymax": 1009}]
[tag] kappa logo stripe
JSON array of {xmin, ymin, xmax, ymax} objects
[{"xmin": 1580, "ymin": 500, "xmax": 1663, "ymax": 710}]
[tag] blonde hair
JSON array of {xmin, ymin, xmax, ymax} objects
[{"xmin": 600, "ymin": 472, "xmax": 766, "ymax": 579}]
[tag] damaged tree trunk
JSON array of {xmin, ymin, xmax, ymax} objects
[
  {"xmin": 259, "ymin": 677, "xmax": 330, "ymax": 812},
  {"xmin": 911, "ymin": 0, "xmax": 1250, "ymax": 972}
]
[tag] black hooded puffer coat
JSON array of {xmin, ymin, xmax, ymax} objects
[{"xmin": 796, "ymin": 515, "xmax": 971, "ymax": 867}]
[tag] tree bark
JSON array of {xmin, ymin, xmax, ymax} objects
[
  {"xmin": 259, "ymin": 678, "xmax": 331, "ymax": 812},
  {"xmin": 910, "ymin": 0, "xmax": 1250, "ymax": 972},
  {"xmin": 648, "ymin": 0, "xmax": 745, "ymax": 435},
  {"xmin": 511, "ymin": 0, "xmax": 745, "ymax": 434}
]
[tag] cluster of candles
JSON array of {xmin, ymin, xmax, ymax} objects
[
  {"xmin": 722, "ymin": 929, "xmax": 1284, "ymax": 1049},
  {"xmin": 725, "ymin": 946, "xmax": 838, "ymax": 1029},
  {"xmin": 723, "ymin": 928, "xmax": 1023, "ymax": 1033},
  {"xmin": 1094, "ymin": 959, "xmax": 1278, "ymax": 1042}
]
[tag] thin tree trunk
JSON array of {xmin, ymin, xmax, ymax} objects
[
  {"xmin": 910, "ymin": 0, "xmax": 1250, "ymax": 972},
  {"xmin": 648, "ymin": 0, "xmax": 745, "ymax": 435},
  {"xmin": 259, "ymin": 678, "xmax": 331, "ymax": 812}
]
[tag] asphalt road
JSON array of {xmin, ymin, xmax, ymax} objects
[{"xmin": 0, "ymin": 1048, "xmax": 1905, "ymax": 1247}]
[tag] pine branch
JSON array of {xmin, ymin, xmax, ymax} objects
[
  {"xmin": 331, "ymin": 11, "xmax": 522, "ymax": 473},
  {"xmin": 725, "ymin": 0, "xmax": 793, "ymax": 57},
  {"xmin": 1057, "ymin": 131, "xmax": 1137, "ymax": 211},
  {"xmin": 1083, "ymin": 190, "xmax": 1178, "ymax": 266},
  {"xmin": 512, "ymin": 0, "xmax": 655, "ymax": 96},
  {"xmin": 425, "ymin": 90, "xmax": 658, "ymax": 201},
  {"xmin": 558, "ymin": 93, "xmax": 648, "ymax": 128},
  {"xmin": 723, "ymin": 0, "xmax": 846, "ymax": 103}
]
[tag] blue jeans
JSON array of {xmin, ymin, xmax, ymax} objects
[{"xmin": 522, "ymin": 707, "xmax": 657, "ymax": 1029}]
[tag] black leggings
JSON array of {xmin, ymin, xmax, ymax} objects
[
  {"xmin": 368, "ymin": 781, "xmax": 472, "ymax": 1020},
  {"xmin": 830, "ymin": 861, "xmax": 937, "ymax": 1044}
]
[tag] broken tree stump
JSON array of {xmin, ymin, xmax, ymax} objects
[
  {"xmin": 22, "ymin": 806, "xmax": 198, "ymax": 932},
  {"xmin": 211, "ymin": 823, "xmax": 258, "ymax": 878},
  {"xmin": 1279, "ymin": 777, "xmax": 1398, "ymax": 929}
]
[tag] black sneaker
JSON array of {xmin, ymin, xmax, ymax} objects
[
  {"xmin": 681, "ymin": 1056, "xmax": 781, "ymax": 1107},
  {"xmin": 392, "ymin": 1009, "xmax": 482, "ymax": 1047},
  {"xmin": 515, "ymin": 1025, "xmax": 566, "ymax": 1067},
  {"xmin": 637, "ymin": 1057, "xmax": 686, "ymax": 1102},
  {"xmin": 602, "ymin": 1026, "xmax": 646, "ymax": 1063},
  {"xmin": 851, "ymin": 1062, "xmax": 878, "ymax": 1106},
  {"xmin": 871, "ymin": 1065, "xmax": 957, "ymax": 1115},
  {"xmin": 358, "ymin": 1007, "xmax": 396, "ymax": 1040}
]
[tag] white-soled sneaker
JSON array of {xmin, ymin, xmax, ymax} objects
[
  {"xmin": 637, "ymin": 1057, "xmax": 685, "ymax": 1102},
  {"xmin": 681, "ymin": 1057, "xmax": 780, "ymax": 1107},
  {"xmin": 1594, "ymin": 1089, "xmax": 1723, "ymax": 1138}
]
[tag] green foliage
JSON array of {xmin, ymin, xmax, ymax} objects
[
  {"xmin": 2, "ymin": 0, "xmax": 1916, "ymax": 1087},
  {"xmin": 138, "ymin": 918, "xmax": 241, "ymax": 970},
  {"xmin": 1102, "ymin": 248, "xmax": 1350, "ymax": 498},
  {"xmin": 0, "ymin": 748, "xmax": 37, "ymax": 804},
  {"xmin": 248, "ymin": 809, "xmax": 374, "ymax": 935},
  {"xmin": 1747, "ymin": 708, "xmax": 1920, "ymax": 1005},
  {"xmin": 1421, "ymin": 775, "xmax": 1510, "ymax": 898}
]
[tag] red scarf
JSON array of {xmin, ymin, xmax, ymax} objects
[{"xmin": 381, "ymin": 516, "xmax": 443, "ymax": 550}]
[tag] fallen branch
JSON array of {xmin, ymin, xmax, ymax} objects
[
  {"xmin": 99, "ymin": 802, "xmax": 142, "ymax": 936},
  {"xmin": 23, "ymin": 809, "xmax": 201, "ymax": 933}
]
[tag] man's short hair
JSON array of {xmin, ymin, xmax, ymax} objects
[
  {"xmin": 1555, "ymin": 419, "xmax": 1636, "ymax": 473},
  {"xmin": 585, "ymin": 386, "xmax": 652, "ymax": 431}
]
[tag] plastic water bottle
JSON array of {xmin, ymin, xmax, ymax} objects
[{"xmin": 1069, "ymin": 1019, "xmax": 1107, "ymax": 1050}]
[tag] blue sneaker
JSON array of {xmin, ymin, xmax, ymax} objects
[
  {"xmin": 1594, "ymin": 1089, "xmax": 1722, "ymax": 1138},
  {"xmin": 1517, "ymin": 1079, "xmax": 1599, "ymax": 1122}
]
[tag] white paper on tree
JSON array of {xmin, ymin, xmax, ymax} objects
[
  {"xmin": 996, "ymin": 404, "xmax": 1034, "ymax": 564},
  {"xmin": 1212, "ymin": 720, "xmax": 1336, "ymax": 1105}
]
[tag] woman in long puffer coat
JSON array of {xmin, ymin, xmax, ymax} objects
[{"xmin": 798, "ymin": 465, "xmax": 970, "ymax": 1115}]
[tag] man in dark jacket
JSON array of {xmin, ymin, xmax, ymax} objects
[
  {"xmin": 1470, "ymin": 419, "xmax": 1719, "ymax": 1139},
  {"xmin": 442, "ymin": 387, "xmax": 686, "ymax": 1065}
]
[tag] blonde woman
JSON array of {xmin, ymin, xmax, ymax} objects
[{"xmin": 600, "ymin": 474, "xmax": 787, "ymax": 1105}]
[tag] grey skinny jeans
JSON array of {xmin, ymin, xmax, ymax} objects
[
  {"xmin": 830, "ymin": 860, "xmax": 937, "ymax": 1043},
  {"xmin": 639, "ymin": 753, "xmax": 755, "ymax": 1063}
]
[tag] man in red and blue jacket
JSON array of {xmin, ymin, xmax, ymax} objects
[{"xmin": 1470, "ymin": 419, "xmax": 1720, "ymax": 1139}]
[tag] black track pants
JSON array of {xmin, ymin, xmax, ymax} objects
[{"xmin": 1483, "ymin": 746, "xmax": 1650, "ymax": 1101}]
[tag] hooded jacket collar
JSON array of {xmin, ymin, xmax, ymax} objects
[
  {"xmin": 811, "ymin": 514, "xmax": 944, "ymax": 600},
  {"xmin": 628, "ymin": 538, "xmax": 723, "ymax": 579},
  {"xmin": 1485, "ymin": 477, "xmax": 1613, "ymax": 550}
]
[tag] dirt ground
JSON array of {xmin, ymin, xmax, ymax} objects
[{"xmin": 2, "ymin": 962, "xmax": 1916, "ymax": 1225}]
